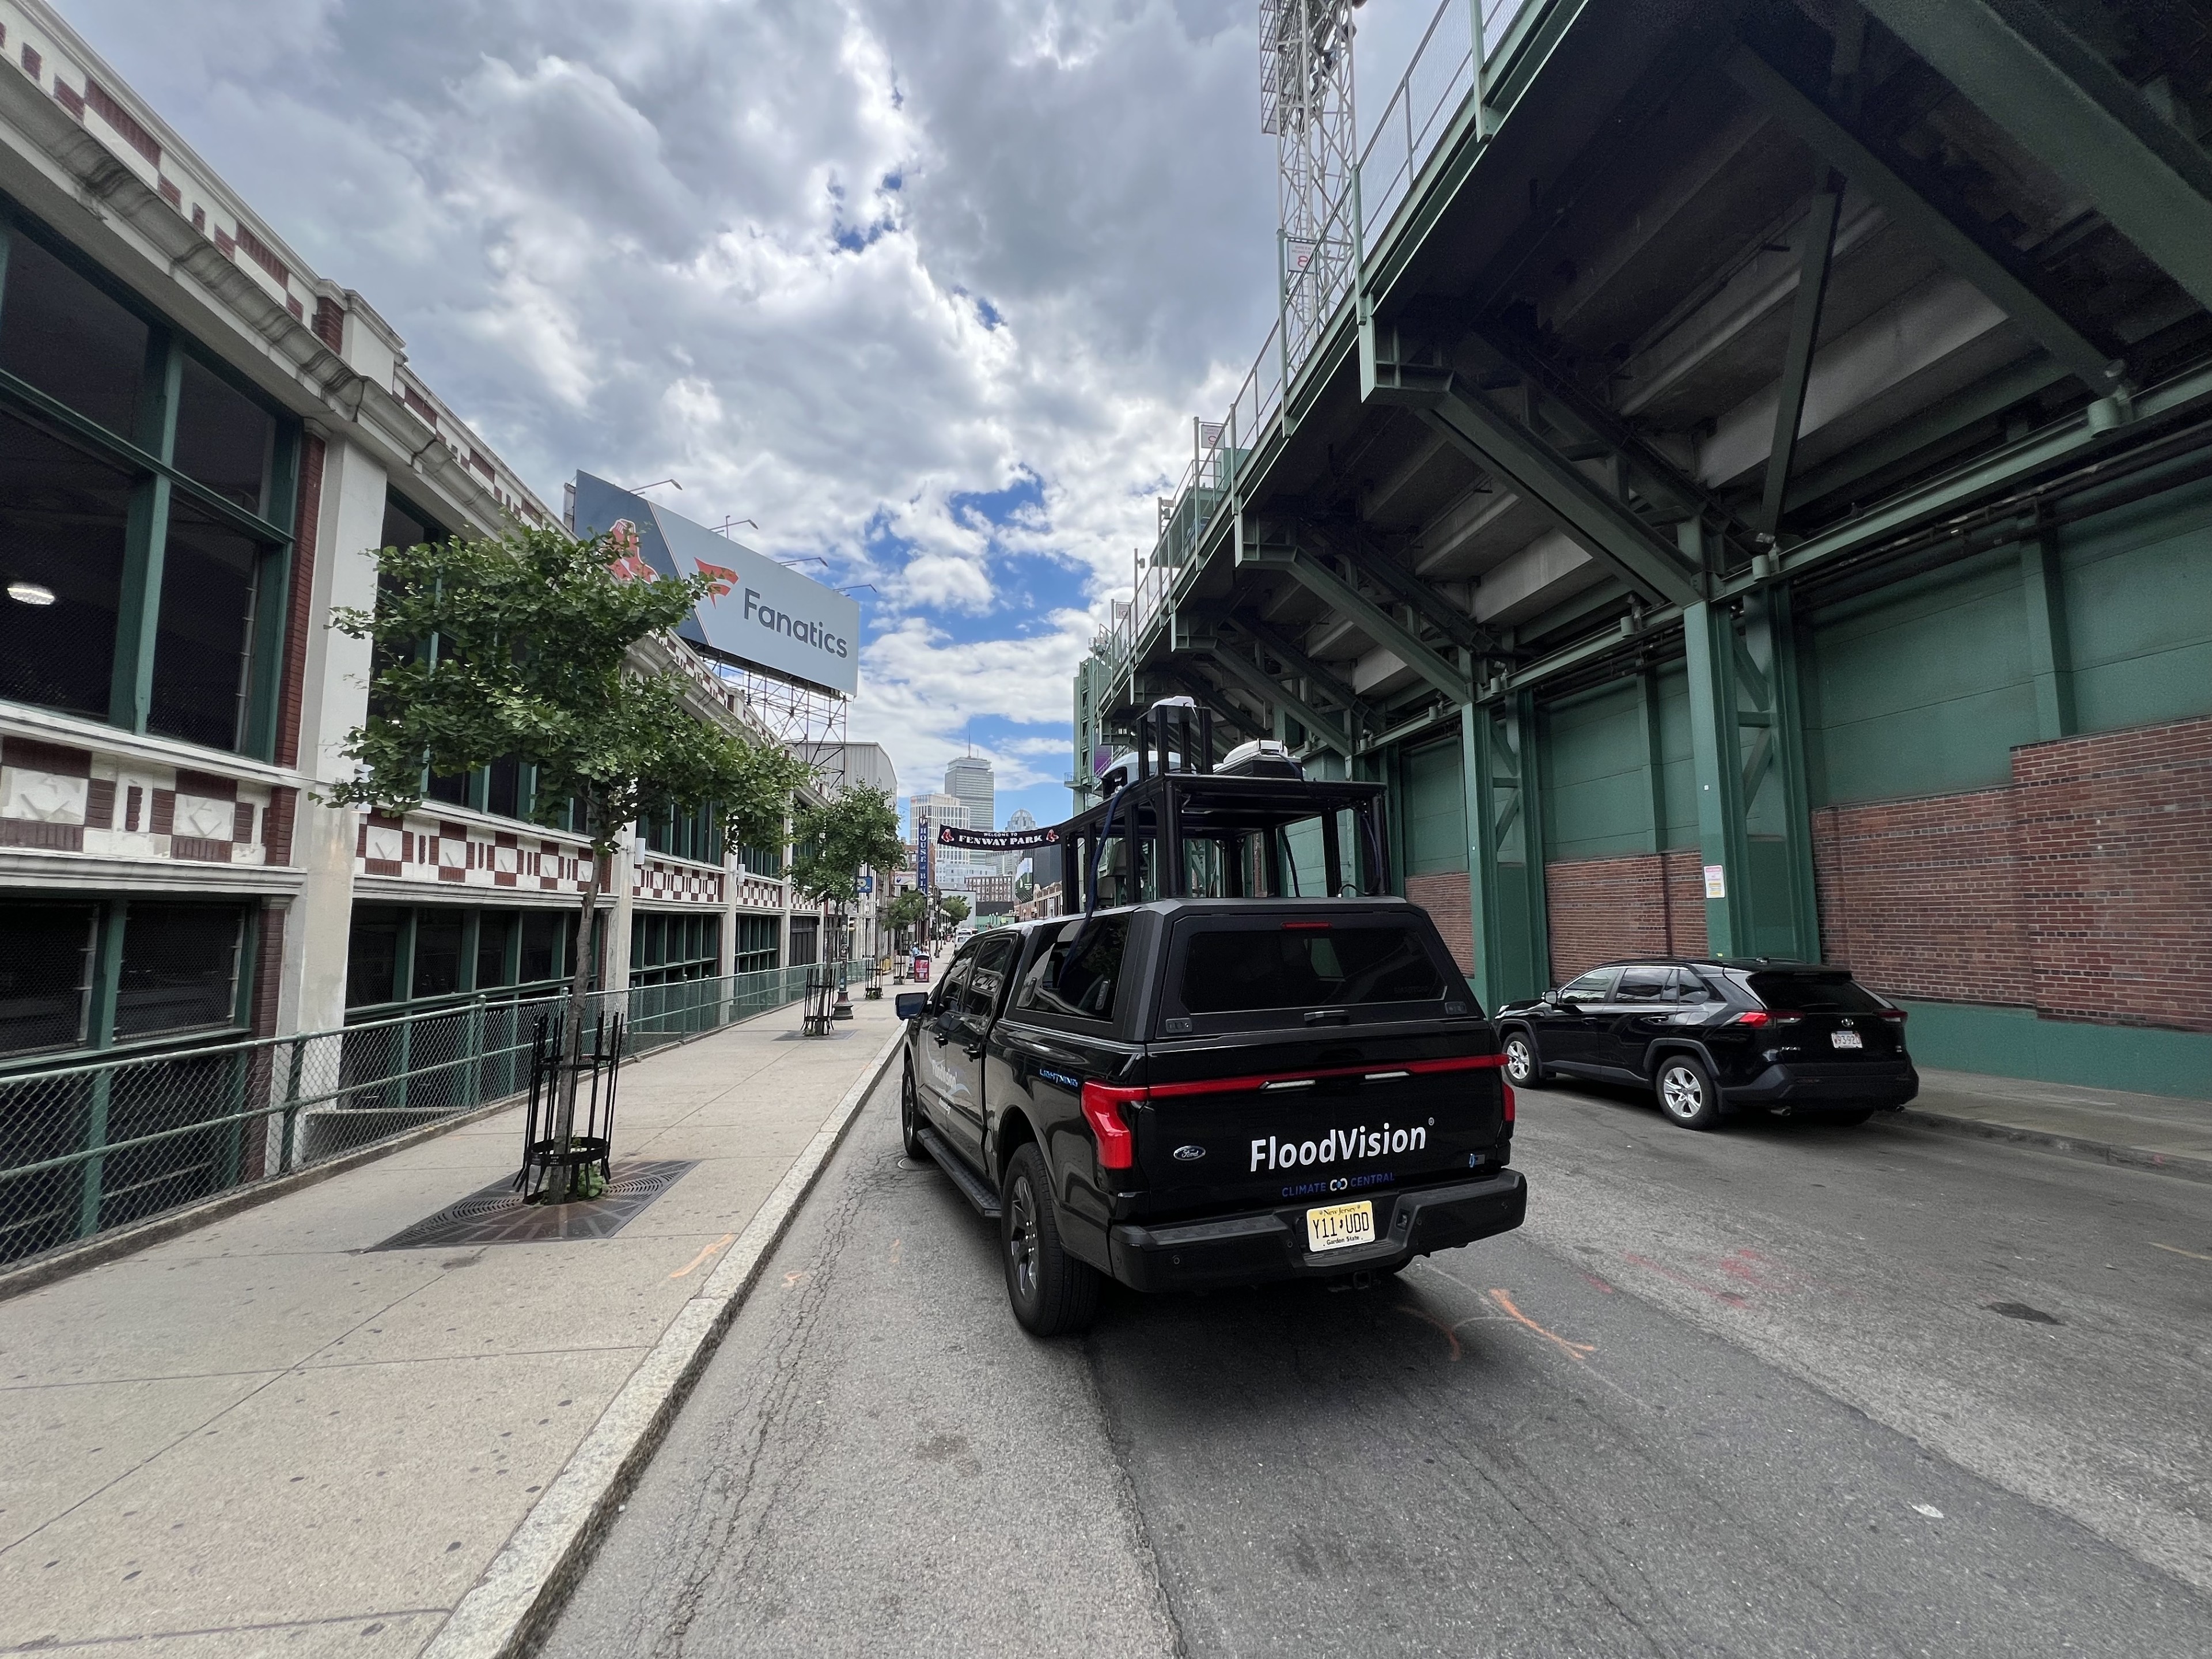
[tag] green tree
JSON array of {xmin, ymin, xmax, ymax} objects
[
  {"xmin": 935, "ymin": 892, "xmax": 971, "ymax": 930},
  {"xmin": 885, "ymin": 887, "xmax": 929, "ymax": 949},
  {"xmin": 327, "ymin": 524, "xmax": 808, "ymax": 1187},
  {"xmin": 790, "ymin": 782, "xmax": 906, "ymax": 971}
]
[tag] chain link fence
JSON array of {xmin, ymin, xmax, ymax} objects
[{"xmin": 0, "ymin": 962, "xmax": 826, "ymax": 1269}]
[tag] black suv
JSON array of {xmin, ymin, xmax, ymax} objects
[
  {"xmin": 895, "ymin": 901, "xmax": 1526, "ymax": 1336},
  {"xmin": 1494, "ymin": 959, "xmax": 1917, "ymax": 1130}
]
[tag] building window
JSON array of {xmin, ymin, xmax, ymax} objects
[
  {"xmin": 0, "ymin": 902, "xmax": 97, "ymax": 1056},
  {"xmin": 114, "ymin": 903, "xmax": 245, "ymax": 1040},
  {"xmin": 737, "ymin": 840, "xmax": 783, "ymax": 877},
  {"xmin": 643, "ymin": 799, "xmax": 721, "ymax": 865},
  {"xmin": 733, "ymin": 915, "xmax": 779, "ymax": 975},
  {"xmin": 345, "ymin": 903, "xmax": 578, "ymax": 1014},
  {"xmin": 788, "ymin": 915, "xmax": 819, "ymax": 967},
  {"xmin": 0, "ymin": 209, "xmax": 297, "ymax": 758},
  {"xmin": 0, "ymin": 412, "xmax": 133, "ymax": 719},
  {"xmin": 631, "ymin": 911, "xmax": 719, "ymax": 988}
]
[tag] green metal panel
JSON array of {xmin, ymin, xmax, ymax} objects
[
  {"xmin": 1402, "ymin": 737, "xmax": 1466, "ymax": 876},
  {"xmin": 1800, "ymin": 549, "xmax": 2037, "ymax": 805},
  {"xmin": 1897, "ymin": 999, "xmax": 2212, "ymax": 1103},
  {"xmin": 2056, "ymin": 473, "xmax": 2212, "ymax": 735},
  {"xmin": 1653, "ymin": 668, "xmax": 1700, "ymax": 849},
  {"xmin": 1540, "ymin": 681, "xmax": 1654, "ymax": 862}
]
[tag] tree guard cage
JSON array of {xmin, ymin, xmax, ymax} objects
[{"xmin": 1056, "ymin": 700, "xmax": 1391, "ymax": 908}]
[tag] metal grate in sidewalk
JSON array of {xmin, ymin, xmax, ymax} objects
[{"xmin": 371, "ymin": 1159, "xmax": 698, "ymax": 1249}]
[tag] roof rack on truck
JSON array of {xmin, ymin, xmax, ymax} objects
[{"xmin": 1054, "ymin": 696, "xmax": 1389, "ymax": 908}]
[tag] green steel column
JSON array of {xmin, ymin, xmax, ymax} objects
[
  {"xmin": 2021, "ymin": 526, "xmax": 2077, "ymax": 741},
  {"xmin": 76, "ymin": 903, "xmax": 128, "ymax": 1238},
  {"xmin": 1763, "ymin": 587, "xmax": 1823, "ymax": 960},
  {"xmin": 1463, "ymin": 695, "xmax": 1552, "ymax": 1009},
  {"xmin": 1513, "ymin": 690, "xmax": 1552, "ymax": 990},
  {"xmin": 1461, "ymin": 702, "xmax": 1501, "ymax": 1005},
  {"xmin": 1683, "ymin": 601, "xmax": 1753, "ymax": 956}
]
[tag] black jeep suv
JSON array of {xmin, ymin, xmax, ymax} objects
[
  {"xmin": 895, "ymin": 900, "xmax": 1527, "ymax": 1336},
  {"xmin": 1494, "ymin": 959, "xmax": 1918, "ymax": 1130}
]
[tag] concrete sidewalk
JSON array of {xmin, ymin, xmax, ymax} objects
[
  {"xmin": 0, "ymin": 994, "xmax": 904, "ymax": 1657},
  {"xmin": 1902, "ymin": 1068, "xmax": 2212, "ymax": 1181}
]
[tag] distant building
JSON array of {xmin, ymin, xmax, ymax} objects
[{"xmin": 945, "ymin": 756, "xmax": 995, "ymax": 839}]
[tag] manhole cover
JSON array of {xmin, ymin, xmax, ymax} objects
[{"xmin": 371, "ymin": 1160, "xmax": 698, "ymax": 1249}]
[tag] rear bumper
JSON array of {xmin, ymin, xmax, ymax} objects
[
  {"xmin": 1107, "ymin": 1170, "xmax": 1528, "ymax": 1293},
  {"xmin": 1725, "ymin": 1059, "xmax": 1918, "ymax": 1108}
]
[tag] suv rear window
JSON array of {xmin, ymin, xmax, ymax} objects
[
  {"xmin": 1179, "ymin": 922, "xmax": 1448, "ymax": 1014},
  {"xmin": 1013, "ymin": 917, "xmax": 1128, "ymax": 1022},
  {"xmin": 1747, "ymin": 971, "xmax": 1889, "ymax": 1014}
]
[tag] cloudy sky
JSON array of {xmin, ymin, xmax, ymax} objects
[{"xmin": 69, "ymin": 0, "xmax": 1446, "ymax": 831}]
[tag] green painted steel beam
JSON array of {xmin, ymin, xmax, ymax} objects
[
  {"xmin": 1464, "ymin": 694, "xmax": 1551, "ymax": 1005},
  {"xmin": 1195, "ymin": 641, "xmax": 1356, "ymax": 756},
  {"xmin": 1761, "ymin": 189, "xmax": 1842, "ymax": 536},
  {"xmin": 1235, "ymin": 536, "xmax": 1471, "ymax": 704},
  {"xmin": 1725, "ymin": 41, "xmax": 2121, "ymax": 395},
  {"xmin": 1411, "ymin": 381, "xmax": 1706, "ymax": 609},
  {"xmin": 2020, "ymin": 524, "xmax": 2077, "ymax": 741},
  {"xmin": 1683, "ymin": 600, "xmax": 1752, "ymax": 956},
  {"xmin": 1230, "ymin": 615, "xmax": 1373, "ymax": 721},
  {"xmin": 1859, "ymin": 0, "xmax": 2212, "ymax": 317},
  {"xmin": 1301, "ymin": 519, "xmax": 1490, "ymax": 655}
]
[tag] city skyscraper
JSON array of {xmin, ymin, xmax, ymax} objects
[{"xmin": 945, "ymin": 756, "xmax": 995, "ymax": 838}]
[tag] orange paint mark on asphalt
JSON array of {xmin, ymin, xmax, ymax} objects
[
  {"xmin": 669, "ymin": 1233, "xmax": 737, "ymax": 1279},
  {"xmin": 2152, "ymin": 1242, "xmax": 2212, "ymax": 1263},
  {"xmin": 1623, "ymin": 1251, "xmax": 1749, "ymax": 1306},
  {"xmin": 783, "ymin": 1270, "xmax": 812, "ymax": 1287},
  {"xmin": 1487, "ymin": 1289, "xmax": 1596, "ymax": 1361},
  {"xmin": 1396, "ymin": 1304, "xmax": 1461, "ymax": 1361}
]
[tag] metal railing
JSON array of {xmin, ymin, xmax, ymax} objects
[
  {"xmin": 1090, "ymin": 0, "xmax": 1537, "ymax": 679},
  {"xmin": 0, "ymin": 962, "xmax": 824, "ymax": 1269}
]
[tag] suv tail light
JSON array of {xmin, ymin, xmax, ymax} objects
[
  {"xmin": 1880, "ymin": 1009, "xmax": 1907, "ymax": 1021},
  {"xmin": 1080, "ymin": 1082, "xmax": 1143, "ymax": 1169},
  {"xmin": 1728, "ymin": 1009, "xmax": 1800, "ymax": 1028}
]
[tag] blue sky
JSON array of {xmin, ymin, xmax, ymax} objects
[{"xmin": 63, "ymin": 0, "xmax": 1454, "ymax": 836}]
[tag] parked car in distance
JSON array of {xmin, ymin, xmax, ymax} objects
[{"xmin": 1494, "ymin": 959, "xmax": 1917, "ymax": 1130}]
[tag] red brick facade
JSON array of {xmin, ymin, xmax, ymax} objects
[
  {"xmin": 1816, "ymin": 714, "xmax": 2212, "ymax": 1033},
  {"xmin": 1406, "ymin": 870, "xmax": 1472, "ymax": 972},
  {"xmin": 1544, "ymin": 851, "xmax": 1708, "ymax": 983},
  {"xmin": 1533, "ymin": 716, "xmax": 2212, "ymax": 1034}
]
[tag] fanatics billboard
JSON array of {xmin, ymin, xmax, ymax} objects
[{"xmin": 570, "ymin": 471, "xmax": 861, "ymax": 696}]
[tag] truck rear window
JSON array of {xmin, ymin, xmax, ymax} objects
[
  {"xmin": 1747, "ymin": 972, "xmax": 1889, "ymax": 1014},
  {"xmin": 1179, "ymin": 923, "xmax": 1447, "ymax": 1013},
  {"xmin": 1013, "ymin": 917, "xmax": 1128, "ymax": 1022}
]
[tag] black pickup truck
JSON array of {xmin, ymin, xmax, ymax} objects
[{"xmin": 894, "ymin": 897, "xmax": 1526, "ymax": 1335}]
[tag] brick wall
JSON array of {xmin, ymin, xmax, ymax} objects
[
  {"xmin": 1406, "ymin": 870, "xmax": 1472, "ymax": 972},
  {"xmin": 1542, "ymin": 850, "xmax": 1709, "ymax": 982}
]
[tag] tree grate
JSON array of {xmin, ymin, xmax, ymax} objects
[{"xmin": 370, "ymin": 1160, "xmax": 698, "ymax": 1249}]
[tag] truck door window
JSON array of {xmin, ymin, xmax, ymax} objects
[
  {"xmin": 1012, "ymin": 916, "xmax": 1128, "ymax": 1022},
  {"xmin": 961, "ymin": 934, "xmax": 1017, "ymax": 1021}
]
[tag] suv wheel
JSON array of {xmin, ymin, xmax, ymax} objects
[
  {"xmin": 1001, "ymin": 1143, "xmax": 1101, "ymax": 1337},
  {"xmin": 1654, "ymin": 1055, "xmax": 1722, "ymax": 1131},
  {"xmin": 900, "ymin": 1063, "xmax": 929, "ymax": 1160},
  {"xmin": 1502, "ymin": 1031, "xmax": 1547, "ymax": 1087}
]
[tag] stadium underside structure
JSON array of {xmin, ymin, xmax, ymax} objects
[{"xmin": 1073, "ymin": 0, "xmax": 2212, "ymax": 1096}]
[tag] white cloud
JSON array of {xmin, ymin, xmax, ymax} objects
[{"xmin": 64, "ymin": 0, "xmax": 1345, "ymax": 811}]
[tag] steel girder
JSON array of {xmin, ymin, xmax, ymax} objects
[
  {"xmin": 1228, "ymin": 613, "xmax": 1374, "ymax": 724},
  {"xmin": 1363, "ymin": 320, "xmax": 1709, "ymax": 610},
  {"xmin": 1234, "ymin": 528, "xmax": 1473, "ymax": 704},
  {"xmin": 1187, "ymin": 636, "xmax": 1357, "ymax": 757},
  {"xmin": 1858, "ymin": 0, "xmax": 2212, "ymax": 318},
  {"xmin": 1760, "ymin": 188, "xmax": 1842, "ymax": 536},
  {"xmin": 1724, "ymin": 41, "xmax": 2123, "ymax": 396},
  {"xmin": 1296, "ymin": 518, "xmax": 1490, "ymax": 656},
  {"xmin": 1465, "ymin": 695, "xmax": 1552, "ymax": 1007}
]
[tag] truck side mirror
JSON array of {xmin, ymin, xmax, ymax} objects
[{"xmin": 895, "ymin": 993, "xmax": 929, "ymax": 1021}]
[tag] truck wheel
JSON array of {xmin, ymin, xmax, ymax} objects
[
  {"xmin": 1654, "ymin": 1055, "xmax": 1722, "ymax": 1131},
  {"xmin": 1502, "ymin": 1031, "xmax": 1548, "ymax": 1087},
  {"xmin": 1001, "ymin": 1143, "xmax": 1101, "ymax": 1337},
  {"xmin": 900, "ymin": 1063, "xmax": 929, "ymax": 1160}
]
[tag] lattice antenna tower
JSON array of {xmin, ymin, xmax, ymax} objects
[
  {"xmin": 1260, "ymin": 0, "xmax": 1359, "ymax": 361},
  {"xmin": 706, "ymin": 660, "xmax": 848, "ymax": 753}
]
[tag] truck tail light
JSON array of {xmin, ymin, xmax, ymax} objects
[{"xmin": 1080, "ymin": 1082, "xmax": 1144, "ymax": 1169}]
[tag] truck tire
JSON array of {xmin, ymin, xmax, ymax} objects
[
  {"xmin": 900, "ymin": 1063, "xmax": 929, "ymax": 1161},
  {"xmin": 1654, "ymin": 1054, "xmax": 1722, "ymax": 1131},
  {"xmin": 1001, "ymin": 1143, "xmax": 1101, "ymax": 1337}
]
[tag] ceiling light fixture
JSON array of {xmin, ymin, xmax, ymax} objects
[{"xmin": 6, "ymin": 580, "xmax": 56, "ymax": 607}]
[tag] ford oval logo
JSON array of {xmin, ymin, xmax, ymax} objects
[{"xmin": 1172, "ymin": 1144, "xmax": 1206, "ymax": 1162}]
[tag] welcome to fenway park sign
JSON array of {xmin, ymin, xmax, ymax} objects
[{"xmin": 935, "ymin": 824, "xmax": 1062, "ymax": 850}]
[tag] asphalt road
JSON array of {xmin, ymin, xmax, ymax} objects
[{"xmin": 544, "ymin": 1071, "xmax": 2212, "ymax": 1658}]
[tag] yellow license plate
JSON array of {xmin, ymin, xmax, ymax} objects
[{"xmin": 1305, "ymin": 1199, "xmax": 1375, "ymax": 1253}]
